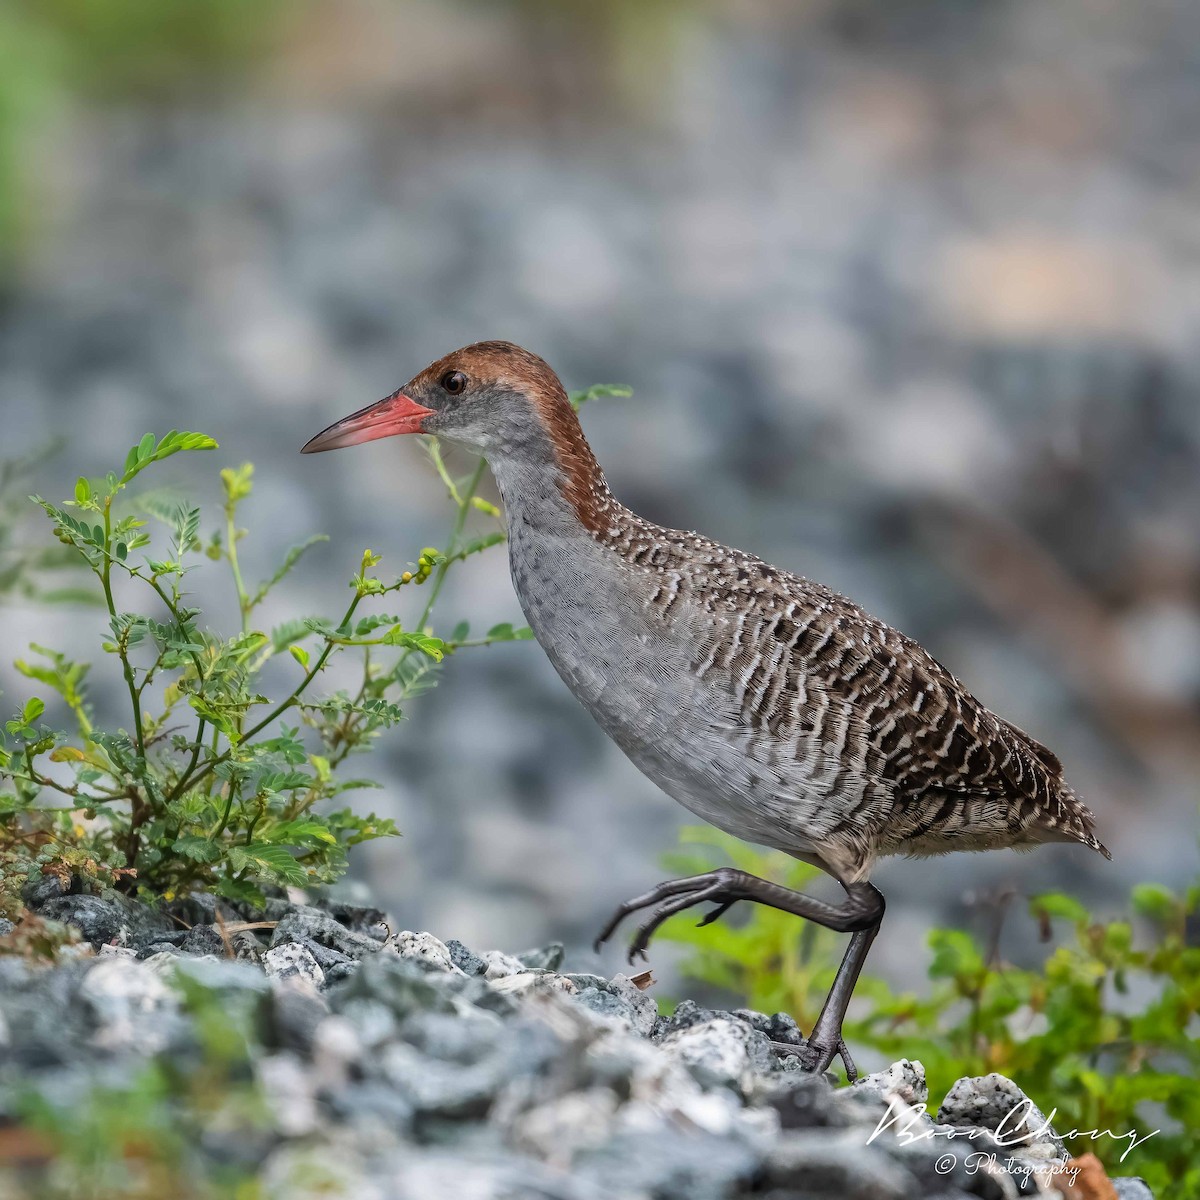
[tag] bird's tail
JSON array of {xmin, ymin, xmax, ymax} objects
[{"xmin": 1036, "ymin": 784, "xmax": 1112, "ymax": 860}]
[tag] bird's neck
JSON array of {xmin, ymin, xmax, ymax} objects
[{"xmin": 487, "ymin": 404, "xmax": 622, "ymax": 541}]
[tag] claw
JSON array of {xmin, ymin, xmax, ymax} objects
[
  {"xmin": 593, "ymin": 873, "xmax": 745, "ymax": 964},
  {"xmin": 770, "ymin": 1036, "xmax": 857, "ymax": 1080},
  {"xmin": 696, "ymin": 899, "xmax": 735, "ymax": 928}
]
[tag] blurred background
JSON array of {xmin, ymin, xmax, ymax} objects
[{"xmin": 1, "ymin": 0, "xmax": 1198, "ymax": 991}]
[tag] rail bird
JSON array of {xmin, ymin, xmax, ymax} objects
[{"xmin": 302, "ymin": 341, "xmax": 1109, "ymax": 1077}]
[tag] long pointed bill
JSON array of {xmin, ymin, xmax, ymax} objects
[{"xmin": 301, "ymin": 392, "xmax": 435, "ymax": 453}]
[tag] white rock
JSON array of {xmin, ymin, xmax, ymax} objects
[
  {"xmin": 853, "ymin": 1058, "xmax": 928, "ymax": 1107},
  {"xmin": 659, "ymin": 1017, "xmax": 759, "ymax": 1089},
  {"xmin": 480, "ymin": 949, "xmax": 526, "ymax": 979},
  {"xmin": 81, "ymin": 958, "xmax": 177, "ymax": 1052},
  {"xmin": 939, "ymin": 1073, "xmax": 1066, "ymax": 1160},
  {"xmin": 263, "ymin": 943, "xmax": 324, "ymax": 990},
  {"xmin": 607, "ymin": 974, "xmax": 659, "ymax": 1036},
  {"xmin": 506, "ymin": 1087, "xmax": 619, "ymax": 1165},
  {"xmin": 488, "ymin": 971, "xmax": 577, "ymax": 997},
  {"xmin": 311, "ymin": 1014, "xmax": 364, "ymax": 1088},
  {"xmin": 385, "ymin": 930, "xmax": 464, "ymax": 974},
  {"xmin": 260, "ymin": 1052, "xmax": 320, "ymax": 1137},
  {"xmin": 97, "ymin": 943, "xmax": 138, "ymax": 959}
]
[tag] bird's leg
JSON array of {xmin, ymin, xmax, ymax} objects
[
  {"xmin": 594, "ymin": 869, "xmax": 884, "ymax": 1081},
  {"xmin": 771, "ymin": 920, "xmax": 881, "ymax": 1080}
]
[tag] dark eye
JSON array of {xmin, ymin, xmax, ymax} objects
[{"xmin": 441, "ymin": 370, "xmax": 467, "ymax": 395}]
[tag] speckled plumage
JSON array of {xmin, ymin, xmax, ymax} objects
[
  {"xmin": 429, "ymin": 343, "xmax": 1110, "ymax": 888},
  {"xmin": 303, "ymin": 340, "xmax": 1109, "ymax": 1077}
]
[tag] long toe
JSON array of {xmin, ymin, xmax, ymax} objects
[{"xmin": 771, "ymin": 1035, "xmax": 857, "ymax": 1081}]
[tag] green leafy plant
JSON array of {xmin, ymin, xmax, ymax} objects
[
  {"xmin": 0, "ymin": 382, "xmax": 628, "ymax": 923},
  {"xmin": 660, "ymin": 827, "xmax": 1200, "ymax": 1193},
  {"xmin": 0, "ymin": 427, "xmax": 534, "ymax": 916}
]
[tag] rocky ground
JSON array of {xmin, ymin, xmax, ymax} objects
[{"xmin": 0, "ymin": 885, "xmax": 1155, "ymax": 1200}]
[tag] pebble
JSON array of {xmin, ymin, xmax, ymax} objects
[
  {"xmin": 263, "ymin": 942, "xmax": 325, "ymax": 990},
  {"xmin": 384, "ymin": 930, "xmax": 464, "ymax": 974}
]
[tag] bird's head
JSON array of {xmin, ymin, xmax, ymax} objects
[{"xmin": 301, "ymin": 340, "xmax": 573, "ymax": 459}]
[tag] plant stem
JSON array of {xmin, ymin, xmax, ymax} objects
[
  {"xmin": 415, "ymin": 454, "xmax": 487, "ymax": 634},
  {"xmin": 100, "ymin": 499, "xmax": 146, "ymax": 761},
  {"xmin": 169, "ymin": 716, "xmax": 207, "ymax": 803},
  {"xmin": 226, "ymin": 510, "xmax": 250, "ymax": 634},
  {"xmin": 208, "ymin": 783, "xmax": 239, "ymax": 842}
]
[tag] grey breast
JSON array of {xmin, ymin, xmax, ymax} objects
[{"xmin": 505, "ymin": 519, "xmax": 860, "ymax": 861}]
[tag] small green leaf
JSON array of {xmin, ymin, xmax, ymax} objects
[
  {"xmin": 229, "ymin": 844, "xmax": 309, "ymax": 886},
  {"xmin": 74, "ymin": 477, "xmax": 90, "ymax": 504},
  {"xmin": 568, "ymin": 383, "xmax": 633, "ymax": 411},
  {"xmin": 172, "ymin": 836, "xmax": 222, "ymax": 864},
  {"xmin": 289, "ymin": 644, "xmax": 310, "ymax": 669},
  {"xmin": 1131, "ymin": 883, "xmax": 1180, "ymax": 923},
  {"xmin": 22, "ymin": 697, "xmax": 45, "ymax": 724},
  {"xmin": 1031, "ymin": 892, "xmax": 1090, "ymax": 925},
  {"xmin": 137, "ymin": 432, "xmax": 156, "ymax": 462}
]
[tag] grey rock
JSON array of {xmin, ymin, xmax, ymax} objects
[
  {"xmin": 446, "ymin": 938, "xmax": 488, "ymax": 976},
  {"xmin": 271, "ymin": 905, "xmax": 383, "ymax": 960},
  {"xmin": 766, "ymin": 1069, "xmax": 848, "ymax": 1130},
  {"xmin": 270, "ymin": 981, "xmax": 330, "ymax": 1054},
  {"xmin": 503, "ymin": 1084, "xmax": 618, "ymax": 1162},
  {"xmin": 313, "ymin": 897, "xmax": 389, "ymax": 937},
  {"xmin": 263, "ymin": 943, "xmax": 325, "ymax": 989},
  {"xmin": 575, "ymin": 1126, "xmax": 759, "ymax": 1200},
  {"xmin": 138, "ymin": 940, "xmax": 182, "ymax": 959},
  {"xmin": 516, "ymin": 942, "xmax": 564, "ymax": 971},
  {"xmin": 489, "ymin": 971, "xmax": 577, "ymax": 1000},
  {"xmin": 652, "ymin": 996, "xmax": 721, "ymax": 1037},
  {"xmin": 323, "ymin": 1078, "xmax": 416, "ymax": 1139},
  {"xmin": 659, "ymin": 1014, "xmax": 775, "ymax": 1091},
  {"xmin": 382, "ymin": 1147, "xmax": 601, "ymax": 1200},
  {"xmin": 398, "ymin": 1008, "xmax": 506, "ymax": 1065},
  {"xmin": 763, "ymin": 1128, "xmax": 925, "ymax": 1199},
  {"xmin": 21, "ymin": 872, "xmax": 73, "ymax": 907},
  {"xmin": 37, "ymin": 894, "xmax": 173, "ymax": 949},
  {"xmin": 377, "ymin": 1040, "xmax": 509, "ymax": 1118},
  {"xmin": 166, "ymin": 953, "xmax": 273, "ymax": 999},
  {"xmin": 180, "ymin": 924, "xmax": 228, "ymax": 957},
  {"xmin": 232, "ymin": 931, "xmax": 263, "ymax": 962},
  {"xmin": 285, "ymin": 935, "xmax": 353, "ymax": 975},
  {"xmin": 562, "ymin": 972, "xmax": 609, "ymax": 991},
  {"xmin": 0, "ymin": 959, "xmax": 95, "ymax": 1066},
  {"xmin": 572, "ymin": 984, "xmax": 639, "ymax": 1028},
  {"xmin": 329, "ymin": 952, "xmax": 466, "ymax": 1022},
  {"xmin": 732, "ymin": 1006, "xmax": 806, "ymax": 1047},
  {"xmin": 0, "ymin": 917, "xmax": 16, "ymax": 939},
  {"xmin": 0, "ymin": 886, "xmax": 1098, "ymax": 1200},
  {"xmin": 572, "ymin": 973, "xmax": 656, "ymax": 1036}
]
